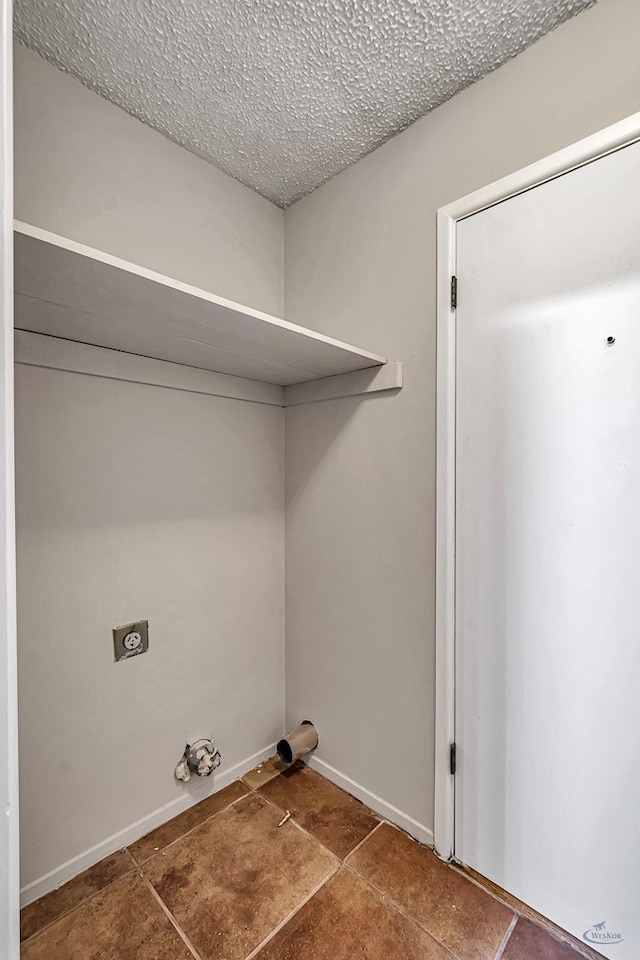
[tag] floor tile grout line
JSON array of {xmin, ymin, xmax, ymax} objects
[
  {"xmin": 448, "ymin": 864, "xmax": 525, "ymax": 941},
  {"xmin": 19, "ymin": 858, "xmax": 140, "ymax": 946},
  {"xmin": 494, "ymin": 912, "xmax": 518, "ymax": 960},
  {"xmin": 25, "ymin": 768, "xmax": 332, "ymax": 949},
  {"xmin": 449, "ymin": 863, "xmax": 593, "ymax": 960},
  {"xmin": 254, "ymin": 780, "xmax": 382, "ymax": 865},
  {"xmin": 143, "ymin": 768, "xmax": 340, "ymax": 960},
  {"xmin": 22, "ymin": 770, "xmax": 342, "ymax": 949},
  {"xmin": 242, "ymin": 865, "xmax": 340, "ymax": 960},
  {"xmin": 246, "ymin": 774, "xmax": 387, "ymax": 867},
  {"xmin": 140, "ymin": 776, "xmax": 340, "ymax": 960},
  {"xmin": 287, "ymin": 817, "xmax": 343, "ymax": 868},
  {"xmin": 255, "ymin": 790, "xmax": 348, "ymax": 867},
  {"xmin": 344, "ymin": 863, "xmax": 460, "ymax": 960},
  {"xmin": 449, "ymin": 861, "xmax": 515, "ymax": 905},
  {"xmin": 341, "ymin": 861, "xmax": 459, "ymax": 959},
  {"xmin": 123, "ymin": 846, "xmax": 139, "ymax": 869},
  {"xmin": 344, "ymin": 819, "xmax": 384, "ymax": 862},
  {"xmin": 254, "ymin": 787, "xmax": 344, "ymax": 867},
  {"xmin": 448, "ymin": 862, "xmax": 529, "ymax": 928},
  {"xmin": 242, "ymin": 779, "xmax": 353, "ymax": 869},
  {"xmin": 141, "ymin": 874, "xmax": 205, "ymax": 960},
  {"xmin": 21, "ymin": 785, "xmax": 253, "ymax": 943},
  {"xmin": 263, "ymin": 774, "xmax": 585, "ymax": 960},
  {"xmin": 131, "ymin": 783, "xmax": 252, "ymax": 866},
  {"xmin": 131, "ymin": 783, "xmax": 252, "ymax": 862}
]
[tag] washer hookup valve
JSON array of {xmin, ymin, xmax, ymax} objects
[{"xmin": 174, "ymin": 738, "xmax": 221, "ymax": 782}]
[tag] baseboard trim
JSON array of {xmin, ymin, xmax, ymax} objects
[
  {"xmin": 20, "ymin": 742, "xmax": 277, "ymax": 907},
  {"xmin": 307, "ymin": 756, "xmax": 434, "ymax": 847}
]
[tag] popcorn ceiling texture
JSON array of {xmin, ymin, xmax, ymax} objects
[{"xmin": 14, "ymin": 0, "xmax": 594, "ymax": 207}]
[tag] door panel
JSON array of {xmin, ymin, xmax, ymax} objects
[{"xmin": 455, "ymin": 140, "xmax": 640, "ymax": 956}]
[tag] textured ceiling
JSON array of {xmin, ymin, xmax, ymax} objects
[{"xmin": 15, "ymin": 0, "xmax": 594, "ymax": 207}]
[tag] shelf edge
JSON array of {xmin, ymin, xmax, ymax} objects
[
  {"xmin": 283, "ymin": 361, "xmax": 403, "ymax": 407},
  {"xmin": 14, "ymin": 220, "xmax": 387, "ymax": 368}
]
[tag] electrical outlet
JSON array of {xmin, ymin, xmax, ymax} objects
[{"xmin": 113, "ymin": 620, "xmax": 149, "ymax": 662}]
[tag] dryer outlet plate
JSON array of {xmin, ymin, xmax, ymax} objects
[{"xmin": 113, "ymin": 620, "xmax": 149, "ymax": 662}]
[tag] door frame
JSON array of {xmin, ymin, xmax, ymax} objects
[
  {"xmin": 434, "ymin": 110, "xmax": 640, "ymax": 861},
  {"xmin": 0, "ymin": 0, "xmax": 18, "ymax": 956}
]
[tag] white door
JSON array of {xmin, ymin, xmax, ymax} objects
[
  {"xmin": 455, "ymin": 138, "xmax": 640, "ymax": 957},
  {"xmin": 0, "ymin": 0, "xmax": 18, "ymax": 957}
]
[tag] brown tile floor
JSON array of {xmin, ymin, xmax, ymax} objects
[
  {"xmin": 257, "ymin": 760, "xmax": 379, "ymax": 859},
  {"xmin": 20, "ymin": 760, "xmax": 593, "ymax": 960}
]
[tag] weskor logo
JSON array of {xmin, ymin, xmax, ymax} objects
[{"xmin": 583, "ymin": 921, "xmax": 623, "ymax": 945}]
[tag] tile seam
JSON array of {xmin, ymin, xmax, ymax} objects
[
  {"xmin": 345, "ymin": 855, "xmax": 511, "ymax": 960},
  {"xmin": 286, "ymin": 816, "xmax": 343, "ymax": 868},
  {"xmin": 494, "ymin": 913, "xmax": 518, "ymax": 960},
  {"xmin": 255, "ymin": 773, "xmax": 382, "ymax": 862},
  {"xmin": 141, "ymin": 874, "xmax": 205, "ymax": 960},
  {"xmin": 131, "ymin": 783, "xmax": 251, "ymax": 866},
  {"xmin": 242, "ymin": 864, "xmax": 340, "ymax": 960},
  {"xmin": 242, "ymin": 771, "xmax": 510, "ymax": 960},
  {"xmin": 19, "ymin": 852, "xmax": 138, "ymax": 946},
  {"xmin": 343, "ymin": 819, "xmax": 384, "ymax": 862},
  {"xmin": 342, "ymin": 862, "xmax": 459, "ymax": 959},
  {"xmin": 255, "ymin": 789, "xmax": 369, "ymax": 866},
  {"xmin": 451, "ymin": 862, "xmax": 597, "ymax": 960},
  {"xmin": 141, "ymin": 780, "xmax": 339, "ymax": 960}
]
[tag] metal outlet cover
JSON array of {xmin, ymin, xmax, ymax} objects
[{"xmin": 113, "ymin": 620, "xmax": 149, "ymax": 662}]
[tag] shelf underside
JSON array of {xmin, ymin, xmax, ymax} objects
[{"xmin": 14, "ymin": 223, "xmax": 386, "ymax": 387}]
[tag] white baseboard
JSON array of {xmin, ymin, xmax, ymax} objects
[
  {"xmin": 20, "ymin": 742, "xmax": 277, "ymax": 907},
  {"xmin": 307, "ymin": 756, "xmax": 434, "ymax": 847},
  {"xmin": 22, "ymin": 746, "xmax": 432, "ymax": 908}
]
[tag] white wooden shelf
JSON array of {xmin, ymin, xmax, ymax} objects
[{"xmin": 14, "ymin": 222, "xmax": 387, "ymax": 387}]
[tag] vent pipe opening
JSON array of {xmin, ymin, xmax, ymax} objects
[{"xmin": 277, "ymin": 720, "xmax": 318, "ymax": 765}]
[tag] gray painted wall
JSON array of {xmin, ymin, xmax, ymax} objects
[
  {"xmin": 14, "ymin": 46, "xmax": 285, "ymax": 888},
  {"xmin": 283, "ymin": 0, "xmax": 640, "ymax": 836},
  {"xmin": 14, "ymin": 43, "xmax": 284, "ymax": 314},
  {"xmin": 16, "ymin": 366, "xmax": 284, "ymax": 886}
]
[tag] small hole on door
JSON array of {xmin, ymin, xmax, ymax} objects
[{"xmin": 606, "ymin": 336, "xmax": 615, "ymax": 345}]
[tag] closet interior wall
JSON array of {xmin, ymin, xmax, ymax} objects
[{"xmin": 14, "ymin": 43, "xmax": 285, "ymax": 893}]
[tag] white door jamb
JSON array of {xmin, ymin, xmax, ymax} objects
[
  {"xmin": 434, "ymin": 110, "xmax": 640, "ymax": 861},
  {"xmin": 0, "ymin": 0, "xmax": 18, "ymax": 955}
]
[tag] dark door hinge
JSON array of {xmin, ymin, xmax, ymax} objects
[
  {"xmin": 450, "ymin": 742, "xmax": 457, "ymax": 776},
  {"xmin": 450, "ymin": 275, "xmax": 458, "ymax": 310}
]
